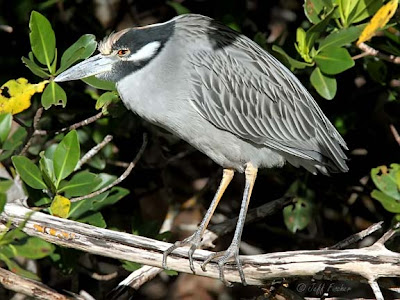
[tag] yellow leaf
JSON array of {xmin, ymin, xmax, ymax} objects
[
  {"xmin": 0, "ymin": 78, "xmax": 48, "ymax": 115},
  {"xmin": 50, "ymin": 195, "xmax": 71, "ymax": 218},
  {"xmin": 357, "ymin": 0, "xmax": 398, "ymax": 45}
]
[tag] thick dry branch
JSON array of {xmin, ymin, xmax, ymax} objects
[
  {"xmin": 0, "ymin": 266, "xmax": 70, "ymax": 300},
  {"xmin": 1, "ymin": 203, "xmax": 399, "ymax": 287}
]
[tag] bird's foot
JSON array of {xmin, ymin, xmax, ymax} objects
[
  {"xmin": 201, "ymin": 243, "xmax": 246, "ymax": 286},
  {"xmin": 163, "ymin": 231, "xmax": 203, "ymax": 273}
]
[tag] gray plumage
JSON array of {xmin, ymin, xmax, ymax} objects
[{"xmin": 55, "ymin": 14, "xmax": 349, "ymax": 285}]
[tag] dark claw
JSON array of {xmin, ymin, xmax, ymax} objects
[
  {"xmin": 201, "ymin": 245, "xmax": 246, "ymax": 286},
  {"xmin": 162, "ymin": 232, "xmax": 202, "ymax": 273}
]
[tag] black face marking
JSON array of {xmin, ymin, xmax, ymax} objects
[{"xmin": 99, "ymin": 20, "xmax": 175, "ymax": 82}]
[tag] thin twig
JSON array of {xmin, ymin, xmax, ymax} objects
[
  {"xmin": 390, "ymin": 124, "xmax": 400, "ymax": 147},
  {"xmin": 54, "ymin": 112, "xmax": 104, "ymax": 135},
  {"xmin": 357, "ymin": 42, "xmax": 400, "ymax": 64},
  {"xmin": 19, "ymin": 108, "xmax": 44, "ymax": 155},
  {"xmin": 74, "ymin": 135, "xmax": 113, "ymax": 171},
  {"xmin": 0, "ymin": 25, "xmax": 13, "ymax": 33},
  {"xmin": 0, "ymin": 266, "xmax": 70, "ymax": 300},
  {"xmin": 375, "ymin": 222, "xmax": 400, "ymax": 245},
  {"xmin": 70, "ymin": 134, "xmax": 147, "ymax": 203},
  {"xmin": 324, "ymin": 221, "xmax": 384, "ymax": 250}
]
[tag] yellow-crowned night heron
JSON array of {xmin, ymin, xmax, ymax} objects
[{"xmin": 55, "ymin": 14, "xmax": 348, "ymax": 285}]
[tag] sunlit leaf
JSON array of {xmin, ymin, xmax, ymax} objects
[
  {"xmin": 0, "ymin": 254, "xmax": 40, "ymax": 280},
  {"xmin": 349, "ymin": 0, "xmax": 383, "ymax": 24},
  {"xmin": 0, "ymin": 78, "xmax": 47, "ymax": 115},
  {"xmin": 371, "ymin": 190, "xmax": 400, "ymax": 213},
  {"xmin": 29, "ymin": 11, "xmax": 56, "ymax": 69},
  {"xmin": 50, "ymin": 195, "xmax": 71, "ymax": 218},
  {"xmin": 0, "ymin": 193, "xmax": 6, "ymax": 214},
  {"xmin": 357, "ymin": 0, "xmax": 398, "ymax": 45},
  {"xmin": 371, "ymin": 164, "xmax": 400, "ymax": 201},
  {"xmin": 310, "ymin": 67, "xmax": 337, "ymax": 99},
  {"xmin": 53, "ymin": 130, "xmax": 80, "ymax": 187},
  {"xmin": 95, "ymin": 91, "xmax": 120, "ymax": 111},
  {"xmin": 41, "ymin": 81, "xmax": 67, "ymax": 109},
  {"xmin": 304, "ymin": 0, "xmax": 324, "ymax": 24},
  {"xmin": 12, "ymin": 156, "xmax": 47, "ymax": 190}
]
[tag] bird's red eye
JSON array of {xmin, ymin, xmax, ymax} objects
[{"xmin": 117, "ymin": 49, "xmax": 129, "ymax": 56}]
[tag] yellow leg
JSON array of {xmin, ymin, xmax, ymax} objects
[
  {"xmin": 202, "ymin": 162, "xmax": 258, "ymax": 285},
  {"xmin": 163, "ymin": 168, "xmax": 234, "ymax": 272}
]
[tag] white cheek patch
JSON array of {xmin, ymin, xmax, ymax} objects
[{"xmin": 128, "ymin": 41, "xmax": 161, "ymax": 62}]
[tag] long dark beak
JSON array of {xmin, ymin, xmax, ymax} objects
[{"xmin": 54, "ymin": 54, "xmax": 114, "ymax": 82}]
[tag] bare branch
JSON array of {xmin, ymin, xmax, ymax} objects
[
  {"xmin": 0, "ymin": 266, "xmax": 70, "ymax": 300},
  {"xmin": 369, "ymin": 280, "xmax": 384, "ymax": 300},
  {"xmin": 70, "ymin": 134, "xmax": 147, "ymax": 202},
  {"xmin": 55, "ymin": 112, "xmax": 104, "ymax": 135},
  {"xmin": 357, "ymin": 42, "xmax": 400, "ymax": 64},
  {"xmin": 74, "ymin": 135, "xmax": 113, "ymax": 171},
  {"xmin": 19, "ymin": 108, "xmax": 44, "ymax": 156},
  {"xmin": 390, "ymin": 124, "xmax": 400, "ymax": 147},
  {"xmin": 324, "ymin": 221, "xmax": 384, "ymax": 250},
  {"xmin": 1, "ymin": 202, "xmax": 399, "ymax": 287},
  {"xmin": 375, "ymin": 222, "xmax": 400, "ymax": 245}
]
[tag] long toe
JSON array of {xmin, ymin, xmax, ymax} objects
[
  {"xmin": 162, "ymin": 231, "xmax": 202, "ymax": 271},
  {"xmin": 201, "ymin": 245, "xmax": 246, "ymax": 286}
]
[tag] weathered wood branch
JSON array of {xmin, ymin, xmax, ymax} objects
[
  {"xmin": 0, "ymin": 267, "xmax": 70, "ymax": 300},
  {"xmin": 1, "ymin": 202, "xmax": 399, "ymax": 288}
]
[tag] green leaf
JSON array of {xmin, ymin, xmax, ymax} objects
[
  {"xmin": 77, "ymin": 212, "xmax": 106, "ymax": 228},
  {"xmin": 68, "ymin": 191, "xmax": 109, "ymax": 219},
  {"xmin": 9, "ymin": 237, "xmax": 55, "ymax": 259},
  {"xmin": 283, "ymin": 198, "xmax": 313, "ymax": 233},
  {"xmin": 12, "ymin": 156, "xmax": 47, "ymax": 190},
  {"xmin": 304, "ymin": 0, "xmax": 325, "ymax": 24},
  {"xmin": 272, "ymin": 45, "xmax": 313, "ymax": 70},
  {"xmin": 167, "ymin": 1, "xmax": 191, "ymax": 15},
  {"xmin": 122, "ymin": 260, "xmax": 142, "ymax": 272},
  {"xmin": 371, "ymin": 164, "xmax": 400, "ymax": 201},
  {"xmin": 305, "ymin": 8, "xmax": 336, "ymax": 53},
  {"xmin": 0, "ymin": 179, "xmax": 12, "ymax": 193},
  {"xmin": 58, "ymin": 34, "xmax": 97, "ymax": 74},
  {"xmin": 0, "ymin": 254, "xmax": 40, "ymax": 280},
  {"xmin": 295, "ymin": 27, "xmax": 311, "ymax": 62},
  {"xmin": 96, "ymin": 91, "xmax": 120, "ymax": 111},
  {"xmin": 0, "ymin": 127, "xmax": 27, "ymax": 162},
  {"xmin": 92, "ymin": 187, "xmax": 129, "ymax": 211},
  {"xmin": 21, "ymin": 57, "xmax": 50, "ymax": 78},
  {"xmin": 366, "ymin": 59, "xmax": 387, "ymax": 83},
  {"xmin": 81, "ymin": 76, "xmax": 116, "ymax": 91},
  {"xmin": 0, "ymin": 193, "xmax": 6, "ymax": 214},
  {"xmin": 58, "ymin": 171, "xmax": 101, "ymax": 197},
  {"xmin": 310, "ymin": 67, "xmax": 337, "ymax": 100},
  {"xmin": 338, "ymin": 0, "xmax": 358, "ymax": 27},
  {"xmin": 314, "ymin": 47, "xmax": 355, "ymax": 75},
  {"xmin": 164, "ymin": 269, "xmax": 178, "ymax": 276},
  {"xmin": 348, "ymin": 0, "xmax": 383, "ymax": 24},
  {"xmin": 53, "ymin": 130, "xmax": 80, "ymax": 187},
  {"xmin": 319, "ymin": 25, "xmax": 365, "ymax": 51},
  {"xmin": 41, "ymin": 81, "xmax": 67, "ymax": 109},
  {"xmin": 29, "ymin": 11, "xmax": 56, "ymax": 69},
  {"xmin": 0, "ymin": 113, "xmax": 12, "ymax": 144},
  {"xmin": 371, "ymin": 190, "xmax": 400, "ymax": 213},
  {"xmin": 50, "ymin": 195, "xmax": 71, "ymax": 218},
  {"xmin": 39, "ymin": 154, "xmax": 57, "ymax": 194}
]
